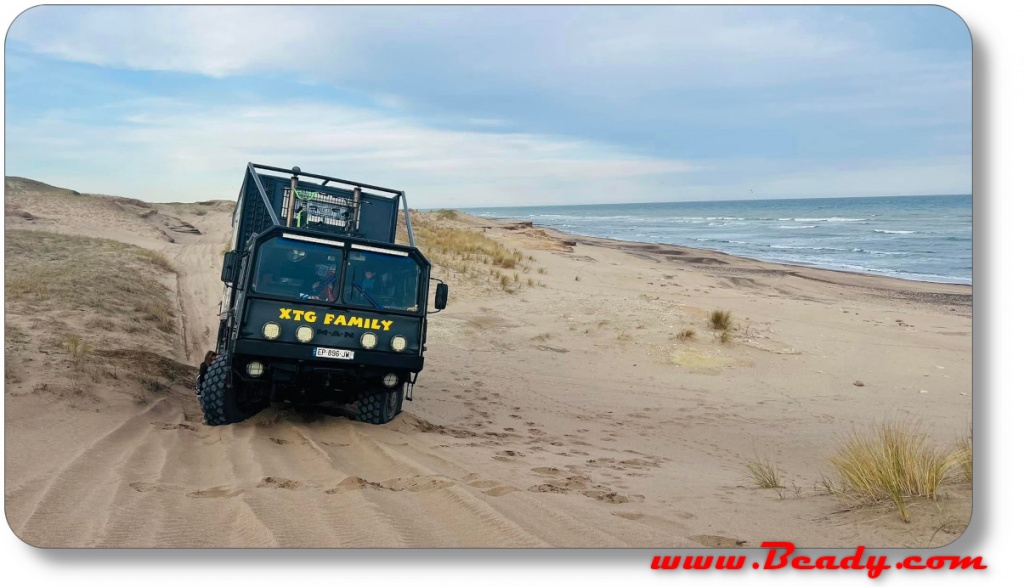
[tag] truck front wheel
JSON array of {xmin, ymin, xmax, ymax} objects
[
  {"xmin": 199, "ymin": 354, "xmax": 261, "ymax": 425},
  {"xmin": 354, "ymin": 387, "xmax": 404, "ymax": 425}
]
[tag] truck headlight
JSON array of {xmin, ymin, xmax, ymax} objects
[
  {"xmin": 263, "ymin": 322, "xmax": 281, "ymax": 340},
  {"xmin": 247, "ymin": 361, "xmax": 265, "ymax": 377},
  {"xmin": 360, "ymin": 332, "xmax": 378, "ymax": 349},
  {"xmin": 296, "ymin": 325, "xmax": 314, "ymax": 343},
  {"xmin": 391, "ymin": 335, "xmax": 407, "ymax": 352},
  {"xmin": 383, "ymin": 373, "xmax": 399, "ymax": 388}
]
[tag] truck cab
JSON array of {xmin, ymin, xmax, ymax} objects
[{"xmin": 201, "ymin": 164, "xmax": 447, "ymax": 426}]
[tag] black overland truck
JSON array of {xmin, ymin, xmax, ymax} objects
[{"xmin": 200, "ymin": 163, "xmax": 448, "ymax": 426}]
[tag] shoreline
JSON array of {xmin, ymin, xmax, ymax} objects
[{"xmin": 464, "ymin": 212, "xmax": 972, "ymax": 299}]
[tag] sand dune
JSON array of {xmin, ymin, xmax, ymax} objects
[{"xmin": 4, "ymin": 178, "xmax": 971, "ymax": 547}]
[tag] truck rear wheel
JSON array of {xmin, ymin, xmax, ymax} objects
[
  {"xmin": 354, "ymin": 387, "xmax": 404, "ymax": 425},
  {"xmin": 199, "ymin": 354, "xmax": 260, "ymax": 426}
]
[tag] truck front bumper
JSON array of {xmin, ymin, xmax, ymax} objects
[{"xmin": 233, "ymin": 339, "xmax": 424, "ymax": 372}]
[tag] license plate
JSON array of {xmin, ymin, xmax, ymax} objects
[{"xmin": 314, "ymin": 347, "xmax": 354, "ymax": 360}]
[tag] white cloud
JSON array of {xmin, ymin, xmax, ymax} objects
[
  {"xmin": 9, "ymin": 5, "xmax": 966, "ymax": 93},
  {"xmin": 5, "ymin": 98, "xmax": 694, "ymax": 206},
  {"xmin": 10, "ymin": 6, "xmax": 329, "ymax": 77},
  {"xmin": 5, "ymin": 6, "xmax": 970, "ymax": 206}
]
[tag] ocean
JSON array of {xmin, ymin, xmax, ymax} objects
[{"xmin": 463, "ymin": 195, "xmax": 972, "ymax": 285}]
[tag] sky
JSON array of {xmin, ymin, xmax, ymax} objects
[{"xmin": 4, "ymin": 5, "xmax": 971, "ymax": 207}]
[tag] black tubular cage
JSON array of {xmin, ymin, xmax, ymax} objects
[{"xmin": 231, "ymin": 163, "xmax": 416, "ymax": 253}]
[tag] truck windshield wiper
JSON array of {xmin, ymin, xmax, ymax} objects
[{"xmin": 351, "ymin": 282, "xmax": 383, "ymax": 310}]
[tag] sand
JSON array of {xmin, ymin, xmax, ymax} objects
[{"xmin": 4, "ymin": 178, "xmax": 972, "ymax": 547}]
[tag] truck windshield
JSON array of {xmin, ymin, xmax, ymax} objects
[
  {"xmin": 252, "ymin": 237, "xmax": 342, "ymax": 301},
  {"xmin": 343, "ymin": 247, "xmax": 422, "ymax": 312}
]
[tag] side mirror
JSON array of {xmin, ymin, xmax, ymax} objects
[
  {"xmin": 433, "ymin": 283, "xmax": 449, "ymax": 310},
  {"xmin": 221, "ymin": 251, "xmax": 237, "ymax": 283}
]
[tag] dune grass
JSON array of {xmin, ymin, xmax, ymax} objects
[
  {"xmin": 826, "ymin": 419, "xmax": 958, "ymax": 523},
  {"xmin": 433, "ymin": 209, "xmax": 459, "ymax": 220},
  {"xmin": 708, "ymin": 309, "xmax": 733, "ymax": 331},
  {"xmin": 64, "ymin": 333, "xmax": 92, "ymax": 363},
  {"xmin": 402, "ymin": 212, "xmax": 533, "ymax": 293},
  {"xmin": 954, "ymin": 431, "xmax": 973, "ymax": 483},
  {"xmin": 5, "ymin": 230, "xmax": 178, "ymax": 335},
  {"xmin": 745, "ymin": 453, "xmax": 784, "ymax": 489},
  {"xmin": 139, "ymin": 249, "xmax": 177, "ymax": 274},
  {"xmin": 676, "ymin": 328, "xmax": 696, "ymax": 341}
]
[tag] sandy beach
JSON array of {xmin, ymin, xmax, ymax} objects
[{"xmin": 4, "ymin": 178, "xmax": 972, "ymax": 548}]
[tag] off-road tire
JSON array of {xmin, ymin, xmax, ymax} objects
[
  {"xmin": 199, "ymin": 354, "xmax": 259, "ymax": 426},
  {"xmin": 354, "ymin": 387, "xmax": 404, "ymax": 424}
]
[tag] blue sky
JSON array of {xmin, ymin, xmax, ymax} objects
[{"xmin": 4, "ymin": 5, "xmax": 971, "ymax": 206}]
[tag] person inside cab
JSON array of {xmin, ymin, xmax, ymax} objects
[{"xmin": 299, "ymin": 263, "xmax": 337, "ymax": 301}]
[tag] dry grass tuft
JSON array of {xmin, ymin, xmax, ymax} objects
[
  {"xmin": 708, "ymin": 309, "xmax": 733, "ymax": 331},
  {"xmin": 499, "ymin": 274, "xmax": 514, "ymax": 292},
  {"xmin": 745, "ymin": 453, "xmax": 784, "ymax": 489},
  {"xmin": 826, "ymin": 419, "xmax": 957, "ymax": 522},
  {"xmin": 139, "ymin": 249, "xmax": 177, "ymax": 274},
  {"xmin": 953, "ymin": 430, "xmax": 973, "ymax": 483},
  {"xmin": 433, "ymin": 209, "xmax": 459, "ymax": 220},
  {"xmin": 64, "ymin": 333, "xmax": 91, "ymax": 363},
  {"xmin": 676, "ymin": 328, "xmax": 696, "ymax": 341}
]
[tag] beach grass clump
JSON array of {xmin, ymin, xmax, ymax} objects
[
  {"xmin": 433, "ymin": 208, "xmax": 459, "ymax": 220},
  {"xmin": 826, "ymin": 419, "xmax": 957, "ymax": 523},
  {"xmin": 953, "ymin": 430, "xmax": 973, "ymax": 483},
  {"xmin": 64, "ymin": 333, "xmax": 91, "ymax": 363},
  {"xmin": 676, "ymin": 328, "xmax": 696, "ymax": 341},
  {"xmin": 745, "ymin": 454, "xmax": 784, "ymax": 489},
  {"xmin": 708, "ymin": 309, "xmax": 733, "ymax": 331},
  {"xmin": 499, "ymin": 274, "xmax": 514, "ymax": 292}
]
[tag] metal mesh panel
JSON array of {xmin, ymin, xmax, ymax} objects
[
  {"xmin": 234, "ymin": 167, "xmax": 401, "ymax": 249},
  {"xmin": 283, "ymin": 187, "xmax": 356, "ymax": 233}
]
